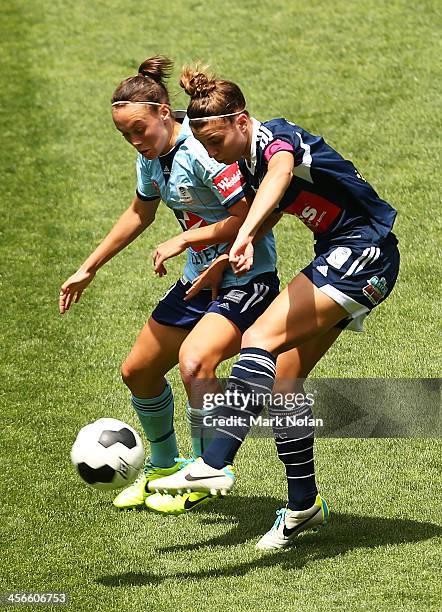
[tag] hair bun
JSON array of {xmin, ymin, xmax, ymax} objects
[{"xmin": 180, "ymin": 65, "xmax": 216, "ymax": 98}]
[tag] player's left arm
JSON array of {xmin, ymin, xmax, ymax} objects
[{"xmin": 153, "ymin": 197, "xmax": 248, "ymax": 276}]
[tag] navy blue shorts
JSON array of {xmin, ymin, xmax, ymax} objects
[
  {"xmin": 152, "ymin": 271, "xmax": 280, "ymax": 333},
  {"xmin": 302, "ymin": 232, "xmax": 400, "ymax": 331}
]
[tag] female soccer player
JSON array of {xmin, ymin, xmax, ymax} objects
[
  {"xmin": 150, "ymin": 65, "xmax": 400, "ymax": 549},
  {"xmin": 59, "ymin": 56, "xmax": 281, "ymax": 515}
]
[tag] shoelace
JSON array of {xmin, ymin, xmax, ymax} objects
[
  {"xmin": 272, "ymin": 508, "xmax": 287, "ymax": 531},
  {"xmin": 141, "ymin": 462, "xmax": 154, "ymax": 477},
  {"xmin": 128, "ymin": 462, "xmax": 153, "ymax": 484},
  {"xmin": 174, "ymin": 457, "xmax": 195, "ymax": 470}
]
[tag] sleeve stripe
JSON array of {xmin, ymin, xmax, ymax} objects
[
  {"xmin": 223, "ymin": 189, "xmax": 246, "ymax": 208},
  {"xmin": 136, "ymin": 189, "xmax": 159, "ymax": 202}
]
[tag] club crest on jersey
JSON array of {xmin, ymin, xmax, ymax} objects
[
  {"xmin": 362, "ymin": 276, "xmax": 387, "ymax": 305},
  {"xmin": 174, "ymin": 210, "xmax": 209, "ymax": 252},
  {"xmin": 213, "ymin": 162, "xmax": 244, "ymax": 199},
  {"xmin": 177, "ymin": 184, "xmax": 193, "ymax": 204}
]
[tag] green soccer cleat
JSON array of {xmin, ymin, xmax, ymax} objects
[
  {"xmin": 145, "ymin": 491, "xmax": 216, "ymax": 515},
  {"xmin": 255, "ymin": 494, "xmax": 330, "ymax": 550},
  {"xmin": 112, "ymin": 460, "xmax": 181, "ymax": 509}
]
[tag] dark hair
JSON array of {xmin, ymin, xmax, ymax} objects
[
  {"xmin": 180, "ymin": 64, "xmax": 246, "ymax": 122},
  {"xmin": 111, "ymin": 55, "xmax": 173, "ymax": 106}
]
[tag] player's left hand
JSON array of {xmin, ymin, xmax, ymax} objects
[
  {"xmin": 184, "ymin": 254, "xmax": 230, "ymax": 301},
  {"xmin": 153, "ymin": 235, "xmax": 187, "ymax": 277}
]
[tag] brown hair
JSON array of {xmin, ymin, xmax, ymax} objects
[
  {"xmin": 180, "ymin": 64, "xmax": 246, "ymax": 121},
  {"xmin": 111, "ymin": 55, "xmax": 173, "ymax": 106}
]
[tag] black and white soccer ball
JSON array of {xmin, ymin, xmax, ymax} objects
[{"xmin": 71, "ymin": 418, "xmax": 144, "ymax": 490}]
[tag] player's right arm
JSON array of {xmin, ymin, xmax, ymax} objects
[
  {"xmin": 59, "ymin": 195, "xmax": 160, "ymax": 314},
  {"xmin": 230, "ymin": 151, "xmax": 294, "ymax": 274}
]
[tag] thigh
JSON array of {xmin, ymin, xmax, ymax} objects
[
  {"xmin": 180, "ymin": 312, "xmax": 242, "ymax": 367},
  {"xmin": 274, "ymin": 326, "xmax": 342, "ymax": 393},
  {"xmin": 243, "ymin": 272, "xmax": 347, "ymax": 356},
  {"xmin": 124, "ymin": 317, "xmax": 189, "ymax": 395}
]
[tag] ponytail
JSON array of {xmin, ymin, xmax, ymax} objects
[{"xmin": 112, "ymin": 55, "xmax": 172, "ymax": 106}]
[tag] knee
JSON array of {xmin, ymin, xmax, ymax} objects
[
  {"xmin": 120, "ymin": 358, "xmax": 147, "ymax": 391},
  {"xmin": 179, "ymin": 347, "xmax": 216, "ymax": 388},
  {"xmin": 120, "ymin": 359, "xmax": 134, "ymax": 388},
  {"xmin": 242, "ymin": 325, "xmax": 271, "ymax": 350}
]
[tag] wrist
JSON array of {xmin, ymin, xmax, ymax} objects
[
  {"xmin": 237, "ymin": 229, "xmax": 255, "ymax": 243},
  {"xmin": 217, "ymin": 253, "xmax": 230, "ymax": 267},
  {"xmin": 80, "ymin": 261, "xmax": 98, "ymax": 275},
  {"xmin": 180, "ymin": 232, "xmax": 192, "ymax": 249}
]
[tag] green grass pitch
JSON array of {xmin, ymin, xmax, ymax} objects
[{"xmin": 0, "ymin": 0, "xmax": 441, "ymax": 610}]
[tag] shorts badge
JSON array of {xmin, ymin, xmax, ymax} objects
[
  {"xmin": 224, "ymin": 289, "xmax": 247, "ymax": 304},
  {"xmin": 363, "ymin": 276, "xmax": 388, "ymax": 305},
  {"xmin": 326, "ymin": 247, "xmax": 352, "ymax": 269}
]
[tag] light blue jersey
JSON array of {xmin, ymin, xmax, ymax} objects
[{"xmin": 136, "ymin": 113, "xmax": 276, "ymax": 288}]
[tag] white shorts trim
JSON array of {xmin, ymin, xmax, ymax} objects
[{"xmin": 318, "ymin": 284, "xmax": 369, "ymax": 332}]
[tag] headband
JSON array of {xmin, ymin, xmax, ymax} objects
[
  {"xmin": 111, "ymin": 101, "xmax": 170, "ymax": 107},
  {"xmin": 188, "ymin": 109, "xmax": 246, "ymax": 122}
]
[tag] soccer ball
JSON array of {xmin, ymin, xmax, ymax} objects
[{"xmin": 71, "ymin": 418, "xmax": 144, "ymax": 490}]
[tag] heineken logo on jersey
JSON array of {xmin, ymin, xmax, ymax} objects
[
  {"xmin": 213, "ymin": 162, "xmax": 244, "ymax": 199},
  {"xmin": 174, "ymin": 210, "xmax": 209, "ymax": 252},
  {"xmin": 363, "ymin": 276, "xmax": 388, "ymax": 305}
]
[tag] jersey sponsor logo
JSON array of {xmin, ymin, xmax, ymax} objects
[
  {"xmin": 263, "ymin": 139, "xmax": 294, "ymax": 162},
  {"xmin": 213, "ymin": 162, "xmax": 244, "ymax": 199},
  {"xmin": 174, "ymin": 210, "xmax": 209, "ymax": 252},
  {"xmin": 326, "ymin": 247, "xmax": 352, "ymax": 269},
  {"xmin": 177, "ymin": 184, "xmax": 193, "ymax": 204},
  {"xmin": 362, "ymin": 276, "xmax": 388, "ymax": 305},
  {"xmin": 190, "ymin": 244, "xmax": 224, "ymax": 266},
  {"xmin": 283, "ymin": 191, "xmax": 341, "ymax": 234},
  {"xmin": 223, "ymin": 289, "xmax": 248, "ymax": 304}
]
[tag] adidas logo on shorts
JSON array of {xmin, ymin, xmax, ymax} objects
[{"xmin": 218, "ymin": 302, "xmax": 230, "ymax": 310}]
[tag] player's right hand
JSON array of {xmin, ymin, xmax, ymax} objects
[
  {"xmin": 59, "ymin": 268, "xmax": 96, "ymax": 314},
  {"xmin": 229, "ymin": 234, "xmax": 254, "ymax": 275}
]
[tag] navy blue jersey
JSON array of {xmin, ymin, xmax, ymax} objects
[{"xmin": 239, "ymin": 118, "xmax": 397, "ymax": 243}]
